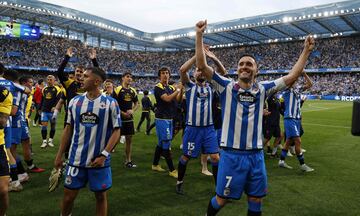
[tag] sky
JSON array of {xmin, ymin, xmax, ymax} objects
[{"xmin": 40, "ymin": 0, "xmax": 347, "ymax": 33}]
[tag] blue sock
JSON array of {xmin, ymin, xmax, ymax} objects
[
  {"xmin": 211, "ymin": 196, "xmax": 221, "ymax": 210},
  {"xmin": 248, "ymin": 200, "xmax": 261, "ymax": 213},
  {"xmin": 297, "ymin": 153, "xmax": 305, "ymax": 165},
  {"xmin": 280, "ymin": 149, "xmax": 287, "ymax": 160}
]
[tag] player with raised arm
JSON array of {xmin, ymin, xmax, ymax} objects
[
  {"xmin": 54, "ymin": 67, "xmax": 121, "ymax": 216},
  {"xmin": 175, "ymin": 55, "xmax": 219, "ymax": 195},
  {"xmin": 194, "ymin": 20, "xmax": 314, "ymax": 216},
  {"xmin": 278, "ymin": 71, "xmax": 314, "ymax": 172}
]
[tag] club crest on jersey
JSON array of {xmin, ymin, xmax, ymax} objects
[
  {"xmin": 80, "ymin": 112, "xmax": 99, "ymax": 127},
  {"xmin": 237, "ymin": 92, "xmax": 256, "ymax": 103},
  {"xmin": 224, "ymin": 187, "xmax": 231, "ymax": 196},
  {"xmin": 99, "ymin": 102, "xmax": 106, "ymax": 109},
  {"xmin": 65, "ymin": 176, "xmax": 72, "ymax": 185}
]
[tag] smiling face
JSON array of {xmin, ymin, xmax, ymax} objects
[{"xmin": 237, "ymin": 56, "xmax": 258, "ymax": 83}]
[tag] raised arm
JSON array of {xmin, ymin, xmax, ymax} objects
[
  {"xmin": 57, "ymin": 48, "xmax": 73, "ymax": 83},
  {"xmin": 89, "ymin": 48, "xmax": 99, "ymax": 67},
  {"xmin": 282, "ymin": 35, "xmax": 315, "ymax": 86},
  {"xmin": 302, "ymin": 71, "xmax": 313, "ymax": 90},
  {"xmin": 179, "ymin": 56, "xmax": 195, "ymax": 85},
  {"xmin": 204, "ymin": 46, "xmax": 227, "ymax": 76},
  {"xmin": 195, "ymin": 20, "xmax": 214, "ymax": 81}
]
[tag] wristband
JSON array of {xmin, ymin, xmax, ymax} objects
[
  {"xmin": 101, "ymin": 150, "xmax": 110, "ymax": 158},
  {"xmin": 176, "ymin": 88, "xmax": 181, "ymax": 92}
]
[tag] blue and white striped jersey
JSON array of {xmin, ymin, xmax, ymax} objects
[
  {"xmin": 282, "ymin": 88, "xmax": 302, "ymax": 119},
  {"xmin": 185, "ymin": 82, "xmax": 213, "ymax": 126},
  {"xmin": 0, "ymin": 78, "xmax": 25, "ymax": 127},
  {"xmin": 12, "ymin": 91, "xmax": 27, "ymax": 127},
  {"xmin": 211, "ymin": 72, "xmax": 286, "ymax": 150},
  {"xmin": 67, "ymin": 93, "xmax": 122, "ymax": 168}
]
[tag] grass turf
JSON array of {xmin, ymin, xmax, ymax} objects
[{"xmin": 7, "ymin": 100, "xmax": 360, "ymax": 215}]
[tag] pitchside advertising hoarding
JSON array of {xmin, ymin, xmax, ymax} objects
[{"xmin": 0, "ymin": 21, "xmax": 40, "ymax": 40}]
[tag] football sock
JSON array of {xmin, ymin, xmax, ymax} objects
[
  {"xmin": 280, "ymin": 149, "xmax": 288, "ymax": 160},
  {"xmin": 297, "ymin": 153, "xmax": 305, "ymax": 165},
  {"xmin": 10, "ymin": 164, "xmax": 18, "ymax": 181},
  {"xmin": 152, "ymin": 146, "xmax": 162, "ymax": 165},
  {"xmin": 50, "ymin": 129, "xmax": 56, "ymax": 139},
  {"xmin": 41, "ymin": 126, "xmax": 47, "ymax": 140},
  {"xmin": 177, "ymin": 156, "xmax": 188, "ymax": 182},
  {"xmin": 16, "ymin": 157, "xmax": 26, "ymax": 174},
  {"xmin": 248, "ymin": 199, "xmax": 262, "ymax": 216},
  {"xmin": 162, "ymin": 149, "xmax": 175, "ymax": 171},
  {"xmin": 206, "ymin": 196, "xmax": 221, "ymax": 216},
  {"xmin": 25, "ymin": 159, "xmax": 34, "ymax": 169}
]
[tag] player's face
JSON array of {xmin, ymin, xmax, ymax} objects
[
  {"xmin": 122, "ymin": 74, "xmax": 132, "ymax": 86},
  {"xmin": 68, "ymin": 74, "xmax": 75, "ymax": 80},
  {"xmin": 83, "ymin": 70, "xmax": 95, "ymax": 91},
  {"xmin": 237, "ymin": 56, "xmax": 258, "ymax": 83},
  {"xmin": 75, "ymin": 67, "xmax": 84, "ymax": 86},
  {"xmin": 105, "ymin": 82, "xmax": 113, "ymax": 93},
  {"xmin": 159, "ymin": 70, "xmax": 170, "ymax": 83},
  {"xmin": 194, "ymin": 67, "xmax": 206, "ymax": 83},
  {"xmin": 24, "ymin": 78, "xmax": 33, "ymax": 89},
  {"xmin": 47, "ymin": 76, "xmax": 55, "ymax": 86}
]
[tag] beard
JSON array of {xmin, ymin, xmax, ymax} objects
[{"xmin": 196, "ymin": 77, "xmax": 205, "ymax": 83}]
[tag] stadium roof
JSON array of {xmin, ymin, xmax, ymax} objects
[{"xmin": 0, "ymin": 0, "xmax": 360, "ymax": 49}]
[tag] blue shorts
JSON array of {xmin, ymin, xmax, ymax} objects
[
  {"xmin": 21, "ymin": 121, "xmax": 30, "ymax": 140},
  {"xmin": 216, "ymin": 150, "xmax": 267, "ymax": 199},
  {"xmin": 41, "ymin": 112, "xmax": 53, "ymax": 123},
  {"xmin": 284, "ymin": 119, "xmax": 301, "ymax": 139},
  {"xmin": 182, "ymin": 125, "xmax": 218, "ymax": 158},
  {"xmin": 4, "ymin": 127, "xmax": 12, "ymax": 148},
  {"xmin": 155, "ymin": 119, "xmax": 173, "ymax": 149},
  {"xmin": 11, "ymin": 127, "xmax": 21, "ymax": 145},
  {"xmin": 64, "ymin": 165, "xmax": 112, "ymax": 192}
]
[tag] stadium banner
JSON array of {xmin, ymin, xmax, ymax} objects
[
  {"xmin": 227, "ymin": 67, "xmax": 360, "ymax": 74},
  {"xmin": 0, "ymin": 21, "xmax": 40, "ymax": 40},
  {"xmin": 320, "ymin": 95, "xmax": 360, "ymax": 101}
]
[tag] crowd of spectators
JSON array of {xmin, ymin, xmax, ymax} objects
[
  {"xmin": 1, "ymin": 34, "xmax": 359, "ymax": 96},
  {"xmin": 22, "ymin": 71, "xmax": 359, "ymax": 96},
  {"xmin": 1, "ymin": 35, "xmax": 360, "ymax": 74}
]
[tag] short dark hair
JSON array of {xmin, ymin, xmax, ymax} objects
[
  {"xmin": 19, "ymin": 76, "xmax": 32, "ymax": 85},
  {"xmin": 87, "ymin": 67, "xmax": 106, "ymax": 82},
  {"xmin": 122, "ymin": 72, "xmax": 132, "ymax": 79},
  {"xmin": 238, "ymin": 53, "xmax": 257, "ymax": 64},
  {"xmin": 158, "ymin": 66, "xmax": 171, "ymax": 77},
  {"xmin": 4, "ymin": 69, "xmax": 19, "ymax": 82},
  {"xmin": 75, "ymin": 65, "xmax": 85, "ymax": 71},
  {"xmin": 104, "ymin": 79, "xmax": 114, "ymax": 84},
  {"xmin": 143, "ymin": 90, "xmax": 149, "ymax": 95},
  {"xmin": 38, "ymin": 79, "xmax": 44, "ymax": 85}
]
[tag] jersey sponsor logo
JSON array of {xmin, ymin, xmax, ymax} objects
[
  {"xmin": 196, "ymin": 91, "xmax": 209, "ymax": 99},
  {"xmin": 45, "ymin": 92, "xmax": 52, "ymax": 99},
  {"xmin": 80, "ymin": 112, "xmax": 99, "ymax": 127},
  {"xmin": 237, "ymin": 92, "xmax": 256, "ymax": 103},
  {"xmin": 123, "ymin": 92, "xmax": 133, "ymax": 102}
]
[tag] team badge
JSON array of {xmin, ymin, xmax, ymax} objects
[
  {"xmin": 99, "ymin": 102, "xmax": 106, "ymax": 109},
  {"xmin": 224, "ymin": 187, "xmax": 231, "ymax": 196},
  {"xmin": 65, "ymin": 176, "xmax": 72, "ymax": 185}
]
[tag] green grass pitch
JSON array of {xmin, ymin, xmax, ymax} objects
[{"xmin": 7, "ymin": 100, "xmax": 360, "ymax": 215}]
